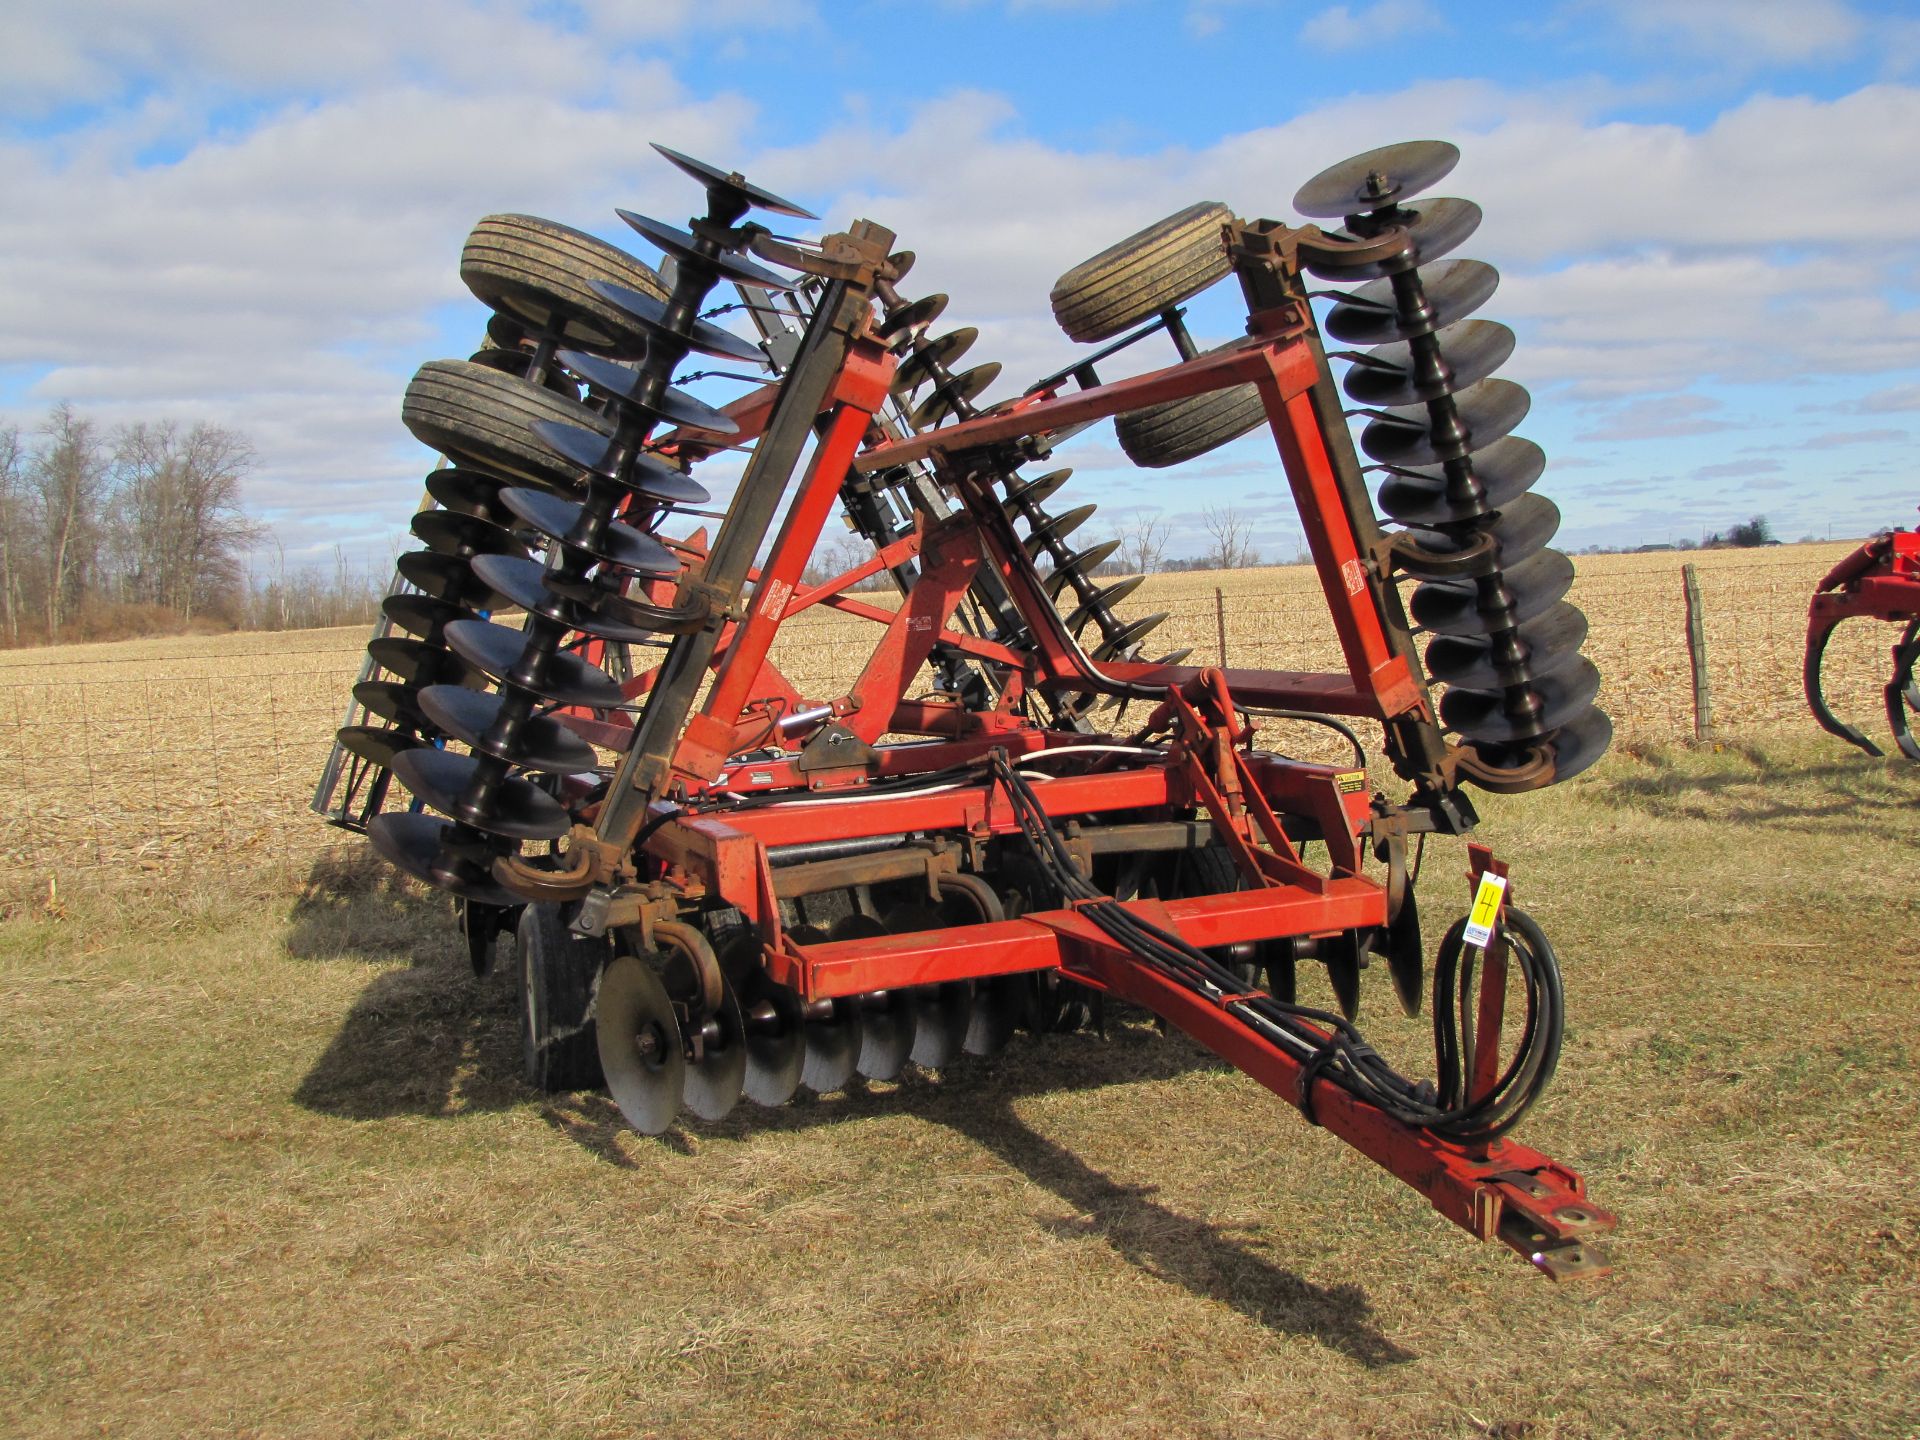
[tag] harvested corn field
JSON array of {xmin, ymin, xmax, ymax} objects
[{"xmin": 0, "ymin": 541, "xmax": 1894, "ymax": 893}]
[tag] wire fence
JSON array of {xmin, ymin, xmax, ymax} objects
[{"xmin": 0, "ymin": 554, "xmax": 1887, "ymax": 897}]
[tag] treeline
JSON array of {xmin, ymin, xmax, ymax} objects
[{"xmin": 0, "ymin": 406, "xmax": 386, "ymax": 647}]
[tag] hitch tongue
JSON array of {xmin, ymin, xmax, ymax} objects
[{"xmin": 1488, "ymin": 1168, "xmax": 1617, "ymax": 1282}]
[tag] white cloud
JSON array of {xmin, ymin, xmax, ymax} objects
[
  {"xmin": 1301, "ymin": 0, "xmax": 1443, "ymax": 51},
  {"xmin": 1577, "ymin": 0, "xmax": 1865, "ymax": 67}
]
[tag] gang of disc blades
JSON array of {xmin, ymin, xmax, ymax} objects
[
  {"xmin": 495, "ymin": 485, "xmax": 680, "ymax": 577},
  {"xmin": 1375, "ymin": 435, "xmax": 1545, "ymax": 527},
  {"xmin": 799, "ymin": 998, "xmax": 863, "ymax": 1094},
  {"xmin": 741, "ymin": 982, "xmax": 806, "ymax": 1107},
  {"xmin": 893, "ymin": 328, "xmax": 979, "ymax": 394},
  {"xmin": 909, "ymin": 362, "xmax": 1002, "ymax": 429},
  {"xmin": 469, "ymin": 553, "xmax": 665, "ymax": 644},
  {"xmin": 526, "ymin": 420, "xmax": 713, "ymax": 509},
  {"xmin": 587, "ymin": 278, "xmax": 769, "ymax": 365},
  {"xmin": 1342, "ymin": 319, "xmax": 1516, "ymax": 409},
  {"xmin": 336, "ymin": 723, "xmax": 409, "ymax": 769},
  {"xmin": 1293, "ymin": 140, "xmax": 1461, "ymax": 219},
  {"xmin": 395, "ymin": 550, "xmax": 509, "ymax": 609},
  {"xmin": 411, "ymin": 508, "xmax": 528, "ymax": 561},
  {"xmin": 391, "ymin": 745, "xmax": 573, "ymax": 841},
  {"xmin": 1023, "ymin": 502, "xmax": 1098, "ymax": 556},
  {"xmin": 382, "ymin": 592, "xmax": 474, "ymax": 642},
  {"xmin": 680, "ymin": 977, "xmax": 748, "ymax": 1121},
  {"xmin": 367, "ymin": 635, "xmax": 485, "ymax": 689},
  {"xmin": 1361, "ymin": 377, "xmax": 1531, "ymax": 468},
  {"xmin": 1308, "ymin": 198, "xmax": 1482, "ymax": 281},
  {"xmin": 596, "ymin": 955, "xmax": 686, "ymax": 1135},
  {"xmin": 878, "ymin": 293, "xmax": 948, "ymax": 341},
  {"xmin": 615, "ymin": 209, "xmax": 797, "ymax": 291},
  {"xmin": 416, "ymin": 683, "xmax": 599, "ymax": 774},
  {"xmin": 1424, "ymin": 601, "xmax": 1590, "ymax": 689},
  {"xmin": 555, "ymin": 349, "xmax": 741, "ymax": 436},
  {"xmin": 443, "ymin": 619, "xmax": 628, "ymax": 709},
  {"xmin": 1405, "ymin": 491, "xmax": 1559, "ymax": 572},
  {"xmin": 1441, "ymin": 656, "xmax": 1602, "ymax": 745},
  {"xmin": 1409, "ymin": 547, "xmax": 1576, "ymax": 636},
  {"xmin": 963, "ymin": 973, "xmax": 1027, "ymax": 1058},
  {"xmin": 650, "ymin": 143, "xmax": 818, "ymax": 219},
  {"xmin": 1002, "ymin": 467, "xmax": 1071, "ymax": 513},
  {"xmin": 426, "ymin": 467, "xmax": 516, "ymax": 521},
  {"xmin": 1323, "ymin": 259, "xmax": 1501, "ymax": 345},
  {"xmin": 908, "ymin": 980, "xmax": 973, "ymax": 1069},
  {"xmin": 1066, "ymin": 574, "xmax": 1146, "ymax": 632},
  {"xmin": 354, "ymin": 679, "xmax": 431, "ymax": 729},
  {"xmin": 366, "ymin": 811, "xmax": 517, "ymax": 906},
  {"xmin": 1044, "ymin": 539, "xmax": 1122, "ymax": 598}
]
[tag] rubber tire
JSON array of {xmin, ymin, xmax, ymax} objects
[
  {"xmin": 1115, "ymin": 353, "xmax": 1267, "ymax": 468},
  {"xmin": 461, "ymin": 214, "xmax": 668, "ymax": 357},
  {"xmin": 403, "ymin": 358, "xmax": 611, "ymax": 492},
  {"xmin": 1050, "ymin": 201, "xmax": 1234, "ymax": 344},
  {"xmin": 518, "ymin": 902, "xmax": 609, "ymax": 1093}
]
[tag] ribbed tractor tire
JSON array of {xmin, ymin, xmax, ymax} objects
[
  {"xmin": 518, "ymin": 902, "xmax": 609, "ymax": 1093},
  {"xmin": 403, "ymin": 358, "xmax": 611, "ymax": 492},
  {"xmin": 461, "ymin": 213, "xmax": 668, "ymax": 357},
  {"xmin": 1115, "ymin": 358, "xmax": 1267, "ymax": 468},
  {"xmin": 1050, "ymin": 201, "xmax": 1234, "ymax": 344}
]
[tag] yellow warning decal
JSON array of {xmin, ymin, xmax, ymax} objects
[
  {"xmin": 1334, "ymin": 770, "xmax": 1367, "ymax": 795},
  {"xmin": 1462, "ymin": 872, "xmax": 1509, "ymax": 949}
]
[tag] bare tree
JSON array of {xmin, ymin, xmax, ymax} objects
[
  {"xmin": 1118, "ymin": 508, "xmax": 1169, "ymax": 575},
  {"xmin": 33, "ymin": 404, "xmax": 110, "ymax": 642},
  {"xmin": 112, "ymin": 421, "xmax": 262, "ymax": 622},
  {"xmin": 0, "ymin": 425, "xmax": 25, "ymax": 645},
  {"xmin": 1202, "ymin": 504, "xmax": 1258, "ymax": 570}
]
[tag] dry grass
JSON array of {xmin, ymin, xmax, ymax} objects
[
  {"xmin": 0, "ymin": 542, "xmax": 1897, "ymax": 896},
  {"xmin": 2, "ymin": 734, "xmax": 1917, "ymax": 1438}
]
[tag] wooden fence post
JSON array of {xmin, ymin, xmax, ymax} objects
[
  {"xmin": 1682, "ymin": 562, "xmax": 1712, "ymax": 740},
  {"xmin": 1215, "ymin": 587, "xmax": 1228, "ymax": 667}
]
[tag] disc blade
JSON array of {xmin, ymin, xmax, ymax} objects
[
  {"xmin": 1440, "ymin": 657, "xmax": 1603, "ymax": 745},
  {"xmin": 741, "ymin": 982, "xmax": 805, "ymax": 1107},
  {"xmin": 391, "ymin": 745, "xmax": 573, "ymax": 841},
  {"xmin": 382, "ymin": 592, "xmax": 476, "ymax": 643},
  {"xmin": 1544, "ymin": 705, "xmax": 1612, "ymax": 784},
  {"xmin": 589, "ymin": 278, "xmax": 769, "ymax": 365},
  {"xmin": 366, "ymin": 811, "xmax": 516, "ymax": 905},
  {"xmin": 1424, "ymin": 601, "xmax": 1590, "ymax": 689},
  {"xmin": 963, "ymin": 973, "xmax": 1027, "ymax": 1058},
  {"xmin": 1405, "ymin": 492, "xmax": 1560, "ymax": 573},
  {"xmin": 1293, "ymin": 140, "xmax": 1460, "ymax": 219},
  {"xmin": 909, "ymin": 362, "xmax": 1001, "ymax": 429},
  {"xmin": 411, "ymin": 509, "xmax": 528, "ymax": 561},
  {"xmin": 616, "ymin": 209, "xmax": 797, "ymax": 291},
  {"xmin": 1409, "ymin": 548, "xmax": 1576, "ymax": 636},
  {"xmin": 1044, "ymin": 539, "xmax": 1122, "ymax": 598},
  {"xmin": 443, "ymin": 619, "xmax": 627, "ymax": 709},
  {"xmin": 1323, "ymin": 259, "xmax": 1500, "ymax": 345},
  {"xmin": 893, "ymin": 328, "xmax": 979, "ymax": 395},
  {"xmin": 417, "ymin": 683, "xmax": 599, "ymax": 773},
  {"xmin": 1342, "ymin": 320, "xmax": 1515, "ymax": 409},
  {"xmin": 1093, "ymin": 611, "xmax": 1170, "ymax": 661},
  {"xmin": 425, "ymin": 467, "xmax": 515, "ymax": 522},
  {"xmin": 1325, "ymin": 930, "xmax": 1363, "ymax": 1020},
  {"xmin": 1376, "ymin": 437, "xmax": 1546, "ymax": 527},
  {"xmin": 1461, "ymin": 706, "xmax": 1613, "ymax": 794},
  {"xmin": 879, "ymin": 293, "xmax": 948, "ymax": 342},
  {"xmin": 336, "ymin": 723, "xmax": 409, "ymax": 768},
  {"xmin": 857, "ymin": 990, "xmax": 918, "ymax": 1082},
  {"xmin": 526, "ymin": 422, "xmax": 712, "ymax": 510},
  {"xmin": 651, "ymin": 143, "xmax": 818, "ymax": 219},
  {"xmin": 1002, "ymin": 468, "xmax": 1071, "ymax": 514},
  {"xmin": 800, "ymin": 999, "xmax": 863, "ymax": 1094},
  {"xmin": 908, "ymin": 982, "xmax": 972, "ymax": 1068},
  {"xmin": 1361, "ymin": 378, "xmax": 1532, "ymax": 468},
  {"xmin": 681, "ymin": 977, "xmax": 748, "ymax": 1121},
  {"xmin": 354, "ymin": 679, "xmax": 430, "ymax": 729},
  {"xmin": 1023, "ymin": 502, "xmax": 1098, "ymax": 557},
  {"xmin": 395, "ymin": 550, "xmax": 510, "ymax": 610},
  {"xmin": 596, "ymin": 955, "xmax": 686, "ymax": 1134},
  {"xmin": 1065, "ymin": 574, "xmax": 1146, "ymax": 633},
  {"xmin": 495, "ymin": 488, "xmax": 680, "ymax": 577},
  {"xmin": 1308, "ymin": 198, "xmax": 1482, "ymax": 281},
  {"xmin": 1386, "ymin": 903, "xmax": 1423, "ymax": 1019},
  {"xmin": 555, "ymin": 349, "xmax": 740, "ymax": 436},
  {"xmin": 472, "ymin": 553, "xmax": 666, "ymax": 644},
  {"xmin": 1264, "ymin": 937, "xmax": 1298, "ymax": 1005},
  {"xmin": 367, "ymin": 635, "xmax": 486, "ymax": 690}
]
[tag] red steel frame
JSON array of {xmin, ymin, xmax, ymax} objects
[{"xmin": 583, "ymin": 280, "xmax": 1614, "ymax": 1277}]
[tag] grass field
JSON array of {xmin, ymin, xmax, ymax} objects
[{"xmin": 3, "ymin": 729, "xmax": 1918, "ymax": 1436}]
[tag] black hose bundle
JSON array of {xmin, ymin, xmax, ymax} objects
[{"xmin": 987, "ymin": 750, "xmax": 1560, "ymax": 1142}]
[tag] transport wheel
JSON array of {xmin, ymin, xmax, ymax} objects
[
  {"xmin": 1114, "ymin": 362, "xmax": 1267, "ymax": 468},
  {"xmin": 518, "ymin": 902, "xmax": 609, "ymax": 1093},
  {"xmin": 460, "ymin": 214, "xmax": 669, "ymax": 357},
  {"xmin": 1050, "ymin": 201, "xmax": 1235, "ymax": 343},
  {"xmin": 402, "ymin": 359, "xmax": 612, "ymax": 493}
]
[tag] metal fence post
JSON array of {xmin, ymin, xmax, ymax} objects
[
  {"xmin": 1215, "ymin": 586, "xmax": 1227, "ymax": 667},
  {"xmin": 1682, "ymin": 563, "xmax": 1712, "ymax": 740}
]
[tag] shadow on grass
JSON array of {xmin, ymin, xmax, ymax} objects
[
  {"xmin": 1597, "ymin": 748, "xmax": 1920, "ymax": 838},
  {"xmin": 285, "ymin": 846, "xmax": 458, "ymax": 962}
]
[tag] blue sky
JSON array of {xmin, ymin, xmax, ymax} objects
[{"xmin": 4, "ymin": 0, "xmax": 1919, "ymax": 568}]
